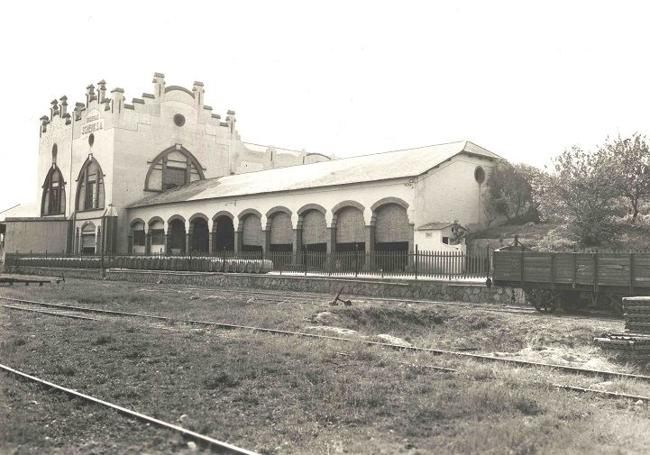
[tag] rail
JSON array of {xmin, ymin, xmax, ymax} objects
[{"xmin": 0, "ymin": 363, "xmax": 259, "ymax": 454}]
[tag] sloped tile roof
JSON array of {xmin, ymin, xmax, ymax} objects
[{"xmin": 128, "ymin": 140, "xmax": 499, "ymax": 209}]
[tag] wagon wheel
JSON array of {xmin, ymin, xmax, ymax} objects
[
  {"xmin": 605, "ymin": 293, "xmax": 624, "ymax": 317},
  {"xmin": 525, "ymin": 288, "xmax": 556, "ymax": 313},
  {"xmin": 555, "ymin": 290, "xmax": 581, "ymax": 313}
]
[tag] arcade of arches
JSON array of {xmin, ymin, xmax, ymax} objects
[{"xmin": 128, "ymin": 201, "xmax": 413, "ymax": 258}]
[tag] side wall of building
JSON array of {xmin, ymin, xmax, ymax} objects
[
  {"xmin": 414, "ymin": 153, "xmax": 494, "ymax": 231},
  {"xmin": 3, "ymin": 219, "xmax": 69, "ymax": 255}
]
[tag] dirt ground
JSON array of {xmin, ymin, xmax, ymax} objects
[{"xmin": 2, "ymin": 279, "xmax": 650, "ymax": 454}]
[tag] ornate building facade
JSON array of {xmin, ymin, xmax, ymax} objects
[{"xmin": 1, "ymin": 73, "xmax": 499, "ymax": 259}]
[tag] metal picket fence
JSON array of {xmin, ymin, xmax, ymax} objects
[{"xmin": 5, "ymin": 247, "xmax": 492, "ymax": 280}]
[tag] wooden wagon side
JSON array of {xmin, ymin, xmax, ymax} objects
[{"xmin": 493, "ymin": 250, "xmax": 650, "ymax": 312}]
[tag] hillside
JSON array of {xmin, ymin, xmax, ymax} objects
[{"xmin": 470, "ymin": 222, "xmax": 650, "ymax": 252}]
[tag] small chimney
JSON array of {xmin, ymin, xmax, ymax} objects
[
  {"xmin": 86, "ymin": 84, "xmax": 97, "ymax": 106},
  {"xmin": 74, "ymin": 102, "xmax": 84, "ymax": 121},
  {"xmin": 226, "ymin": 110, "xmax": 236, "ymax": 133},
  {"xmin": 192, "ymin": 81, "xmax": 205, "ymax": 107},
  {"xmin": 97, "ymin": 80, "xmax": 107, "ymax": 103},
  {"xmin": 110, "ymin": 87, "xmax": 125, "ymax": 113},
  {"xmin": 50, "ymin": 99, "xmax": 59, "ymax": 119},
  {"xmin": 59, "ymin": 96, "xmax": 68, "ymax": 117},
  {"xmin": 153, "ymin": 72, "xmax": 165, "ymax": 98},
  {"xmin": 40, "ymin": 115, "xmax": 49, "ymax": 134}
]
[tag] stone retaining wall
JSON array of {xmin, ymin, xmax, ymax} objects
[{"xmin": 5, "ymin": 266, "xmax": 526, "ymax": 305}]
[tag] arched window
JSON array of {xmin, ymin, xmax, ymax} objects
[
  {"xmin": 80, "ymin": 222, "xmax": 97, "ymax": 255},
  {"xmin": 41, "ymin": 165, "xmax": 66, "ymax": 216},
  {"xmin": 145, "ymin": 146, "xmax": 205, "ymax": 192},
  {"xmin": 76, "ymin": 157, "xmax": 105, "ymax": 211}
]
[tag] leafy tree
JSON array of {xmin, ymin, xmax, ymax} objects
[
  {"xmin": 600, "ymin": 133, "xmax": 650, "ymax": 222},
  {"xmin": 483, "ymin": 161, "xmax": 539, "ymax": 224},
  {"xmin": 534, "ymin": 146, "xmax": 620, "ymax": 246}
]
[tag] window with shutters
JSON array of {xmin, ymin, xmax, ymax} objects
[
  {"xmin": 41, "ymin": 165, "xmax": 66, "ymax": 216},
  {"xmin": 76, "ymin": 158, "xmax": 105, "ymax": 211},
  {"xmin": 145, "ymin": 146, "xmax": 205, "ymax": 192},
  {"xmin": 133, "ymin": 231, "xmax": 146, "ymax": 246},
  {"xmin": 81, "ymin": 222, "xmax": 96, "ymax": 255}
]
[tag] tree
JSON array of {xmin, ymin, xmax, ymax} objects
[
  {"xmin": 534, "ymin": 146, "xmax": 620, "ymax": 246},
  {"xmin": 600, "ymin": 133, "xmax": 650, "ymax": 222},
  {"xmin": 483, "ymin": 161, "xmax": 539, "ymax": 225}
]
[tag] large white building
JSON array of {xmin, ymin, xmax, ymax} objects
[{"xmin": 1, "ymin": 73, "xmax": 499, "ymax": 261}]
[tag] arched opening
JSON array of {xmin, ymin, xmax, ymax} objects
[
  {"xmin": 41, "ymin": 165, "xmax": 66, "ymax": 216},
  {"xmin": 214, "ymin": 215, "xmax": 234, "ymax": 254},
  {"xmin": 80, "ymin": 222, "xmax": 96, "ymax": 256},
  {"xmin": 268, "ymin": 212, "xmax": 293, "ymax": 253},
  {"xmin": 168, "ymin": 219, "xmax": 186, "ymax": 255},
  {"xmin": 300, "ymin": 209, "xmax": 328, "ymax": 270},
  {"xmin": 130, "ymin": 220, "xmax": 146, "ymax": 255},
  {"xmin": 301, "ymin": 209, "xmax": 327, "ymax": 252},
  {"xmin": 76, "ymin": 157, "xmax": 105, "ymax": 211},
  {"xmin": 190, "ymin": 217, "xmax": 209, "ymax": 255},
  {"xmin": 335, "ymin": 206, "xmax": 365, "ymax": 252},
  {"xmin": 145, "ymin": 146, "xmax": 205, "ymax": 192},
  {"xmin": 241, "ymin": 213, "xmax": 263, "ymax": 254},
  {"xmin": 149, "ymin": 219, "xmax": 165, "ymax": 255},
  {"xmin": 374, "ymin": 203, "xmax": 411, "ymax": 272}
]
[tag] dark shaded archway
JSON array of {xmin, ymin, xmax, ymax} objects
[
  {"xmin": 190, "ymin": 218, "xmax": 209, "ymax": 255},
  {"xmin": 240, "ymin": 213, "xmax": 263, "ymax": 254},
  {"xmin": 168, "ymin": 219, "xmax": 186, "ymax": 255},
  {"xmin": 214, "ymin": 215, "xmax": 234, "ymax": 253},
  {"xmin": 300, "ymin": 209, "xmax": 327, "ymax": 253},
  {"xmin": 334, "ymin": 206, "xmax": 365, "ymax": 252},
  {"xmin": 268, "ymin": 212, "xmax": 293, "ymax": 253},
  {"xmin": 373, "ymin": 203, "xmax": 410, "ymax": 272}
]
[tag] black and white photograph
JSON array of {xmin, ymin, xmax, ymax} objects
[{"xmin": 2, "ymin": 1, "xmax": 650, "ymax": 453}]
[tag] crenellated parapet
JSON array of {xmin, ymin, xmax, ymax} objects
[{"xmin": 39, "ymin": 72, "xmax": 239, "ymax": 138}]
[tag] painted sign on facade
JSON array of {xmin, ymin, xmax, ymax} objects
[{"xmin": 82, "ymin": 110, "xmax": 104, "ymax": 135}]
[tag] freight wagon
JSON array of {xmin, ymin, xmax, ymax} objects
[{"xmin": 492, "ymin": 249, "xmax": 650, "ymax": 313}]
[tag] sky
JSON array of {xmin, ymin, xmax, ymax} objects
[{"xmin": 1, "ymin": 0, "xmax": 650, "ymax": 213}]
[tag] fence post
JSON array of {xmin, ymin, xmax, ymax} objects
[
  {"xmin": 486, "ymin": 245, "xmax": 491, "ymax": 279},
  {"xmin": 328, "ymin": 252, "xmax": 332, "ymax": 276},
  {"xmin": 415, "ymin": 245, "xmax": 418, "ymax": 280},
  {"xmin": 354, "ymin": 245, "xmax": 359, "ymax": 278}
]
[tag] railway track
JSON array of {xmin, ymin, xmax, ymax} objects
[
  {"xmin": 4, "ymin": 303, "xmax": 648, "ymax": 406},
  {"xmin": 0, "ymin": 363, "xmax": 259, "ymax": 454},
  {"xmin": 0, "ymin": 296, "xmax": 643, "ymax": 384},
  {"xmin": 136, "ymin": 285, "xmax": 619, "ymax": 322}
]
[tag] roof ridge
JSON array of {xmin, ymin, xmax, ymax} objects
[{"xmin": 127, "ymin": 140, "xmax": 498, "ymax": 209}]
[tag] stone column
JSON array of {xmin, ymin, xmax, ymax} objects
[
  {"xmin": 292, "ymin": 228, "xmax": 302, "ymax": 265},
  {"xmin": 165, "ymin": 234, "xmax": 170, "ymax": 256},
  {"xmin": 234, "ymin": 230, "xmax": 242, "ymax": 255},
  {"xmin": 95, "ymin": 226, "xmax": 102, "ymax": 256},
  {"xmin": 408, "ymin": 224, "xmax": 415, "ymax": 253},
  {"xmin": 262, "ymin": 229, "xmax": 270, "ymax": 258},
  {"xmin": 364, "ymin": 225, "xmax": 375, "ymax": 271},
  {"xmin": 185, "ymin": 232, "xmax": 191, "ymax": 256},
  {"xmin": 207, "ymin": 219, "xmax": 214, "ymax": 256},
  {"xmin": 145, "ymin": 226, "xmax": 151, "ymax": 256},
  {"xmin": 326, "ymin": 227, "xmax": 335, "ymax": 253}
]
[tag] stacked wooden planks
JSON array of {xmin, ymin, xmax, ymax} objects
[
  {"xmin": 594, "ymin": 297, "xmax": 650, "ymax": 360},
  {"xmin": 622, "ymin": 297, "xmax": 650, "ymax": 334},
  {"xmin": 594, "ymin": 334, "xmax": 650, "ymax": 361}
]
